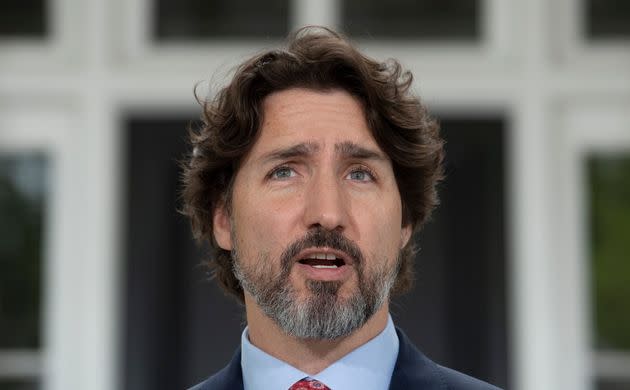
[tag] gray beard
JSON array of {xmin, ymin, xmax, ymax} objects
[{"xmin": 231, "ymin": 228, "xmax": 399, "ymax": 340}]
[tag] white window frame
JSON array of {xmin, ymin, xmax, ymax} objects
[
  {"xmin": 0, "ymin": 0, "xmax": 82, "ymax": 74},
  {"xmin": 0, "ymin": 98, "xmax": 85, "ymax": 389},
  {"xmin": 0, "ymin": 0, "xmax": 629, "ymax": 389},
  {"xmin": 112, "ymin": 0, "xmax": 515, "ymax": 75},
  {"xmin": 553, "ymin": 0, "xmax": 630, "ymax": 71},
  {"xmin": 554, "ymin": 101, "xmax": 630, "ymax": 389}
]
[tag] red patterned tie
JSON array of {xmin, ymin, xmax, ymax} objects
[{"xmin": 289, "ymin": 378, "xmax": 331, "ymax": 390}]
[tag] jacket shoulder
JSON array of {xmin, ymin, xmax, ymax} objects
[
  {"xmin": 390, "ymin": 327, "xmax": 502, "ymax": 390},
  {"xmin": 187, "ymin": 349, "xmax": 243, "ymax": 390},
  {"xmin": 435, "ymin": 365, "xmax": 502, "ymax": 390}
]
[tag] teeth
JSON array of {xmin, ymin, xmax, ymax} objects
[
  {"xmin": 312, "ymin": 265, "xmax": 338, "ymax": 269},
  {"xmin": 312, "ymin": 253, "xmax": 338, "ymax": 260}
]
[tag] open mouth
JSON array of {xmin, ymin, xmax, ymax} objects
[{"xmin": 298, "ymin": 253, "xmax": 346, "ymax": 269}]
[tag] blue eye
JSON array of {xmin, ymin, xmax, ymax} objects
[
  {"xmin": 347, "ymin": 169, "xmax": 374, "ymax": 182},
  {"xmin": 270, "ymin": 166, "xmax": 296, "ymax": 179}
]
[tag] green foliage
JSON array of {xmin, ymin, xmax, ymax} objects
[{"xmin": 590, "ymin": 156, "xmax": 630, "ymax": 350}]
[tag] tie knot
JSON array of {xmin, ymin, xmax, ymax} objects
[{"xmin": 289, "ymin": 378, "xmax": 331, "ymax": 390}]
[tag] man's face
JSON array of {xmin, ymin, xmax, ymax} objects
[{"xmin": 213, "ymin": 88, "xmax": 411, "ymax": 339}]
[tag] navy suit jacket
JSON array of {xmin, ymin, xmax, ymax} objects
[{"xmin": 189, "ymin": 328, "xmax": 501, "ymax": 390}]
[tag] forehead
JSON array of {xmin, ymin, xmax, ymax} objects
[{"xmin": 246, "ymin": 88, "xmax": 382, "ymax": 160}]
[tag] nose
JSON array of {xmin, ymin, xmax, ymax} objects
[{"xmin": 302, "ymin": 170, "xmax": 349, "ymax": 232}]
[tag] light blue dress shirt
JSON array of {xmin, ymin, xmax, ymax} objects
[{"xmin": 240, "ymin": 315, "xmax": 399, "ymax": 390}]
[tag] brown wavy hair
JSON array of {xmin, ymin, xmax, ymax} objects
[{"xmin": 181, "ymin": 26, "xmax": 444, "ymax": 303}]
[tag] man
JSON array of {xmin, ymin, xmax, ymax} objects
[{"xmin": 182, "ymin": 27, "xmax": 501, "ymax": 390}]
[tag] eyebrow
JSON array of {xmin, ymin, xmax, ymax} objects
[
  {"xmin": 259, "ymin": 142, "xmax": 320, "ymax": 164},
  {"xmin": 335, "ymin": 141, "xmax": 387, "ymax": 161},
  {"xmin": 258, "ymin": 140, "xmax": 387, "ymax": 164}
]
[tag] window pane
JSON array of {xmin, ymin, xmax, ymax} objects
[
  {"xmin": 0, "ymin": 380, "xmax": 39, "ymax": 390},
  {"xmin": 0, "ymin": 154, "xmax": 47, "ymax": 349},
  {"xmin": 342, "ymin": 0, "xmax": 479, "ymax": 40},
  {"xmin": 0, "ymin": 0, "xmax": 46, "ymax": 37},
  {"xmin": 154, "ymin": 0, "xmax": 289, "ymax": 40},
  {"xmin": 586, "ymin": 0, "xmax": 630, "ymax": 39},
  {"xmin": 597, "ymin": 378, "xmax": 630, "ymax": 390},
  {"xmin": 589, "ymin": 156, "xmax": 630, "ymax": 351}
]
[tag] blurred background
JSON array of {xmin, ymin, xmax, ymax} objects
[{"xmin": 1, "ymin": 0, "xmax": 629, "ymax": 389}]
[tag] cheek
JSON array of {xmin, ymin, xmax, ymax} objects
[
  {"xmin": 356, "ymin": 193, "xmax": 403, "ymax": 236},
  {"xmin": 233, "ymin": 191, "xmax": 301, "ymax": 254},
  {"xmin": 352, "ymin": 194, "xmax": 404, "ymax": 263}
]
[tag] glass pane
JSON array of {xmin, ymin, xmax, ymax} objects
[
  {"xmin": 0, "ymin": 154, "xmax": 47, "ymax": 348},
  {"xmin": 597, "ymin": 378, "xmax": 630, "ymax": 390},
  {"xmin": 0, "ymin": 380, "xmax": 39, "ymax": 390},
  {"xmin": 586, "ymin": 0, "xmax": 630, "ymax": 39},
  {"xmin": 0, "ymin": 0, "xmax": 46, "ymax": 37},
  {"xmin": 589, "ymin": 156, "xmax": 630, "ymax": 351},
  {"xmin": 342, "ymin": 0, "xmax": 479, "ymax": 40},
  {"xmin": 154, "ymin": 0, "xmax": 289, "ymax": 40}
]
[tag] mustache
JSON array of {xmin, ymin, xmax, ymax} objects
[{"xmin": 279, "ymin": 228, "xmax": 364, "ymax": 272}]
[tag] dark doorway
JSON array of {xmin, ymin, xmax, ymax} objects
[{"xmin": 392, "ymin": 118, "xmax": 508, "ymax": 388}]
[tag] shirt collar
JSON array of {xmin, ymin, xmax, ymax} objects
[{"xmin": 240, "ymin": 315, "xmax": 399, "ymax": 390}]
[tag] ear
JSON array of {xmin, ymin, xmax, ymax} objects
[
  {"xmin": 401, "ymin": 224, "xmax": 412, "ymax": 249},
  {"xmin": 213, "ymin": 204, "xmax": 233, "ymax": 250}
]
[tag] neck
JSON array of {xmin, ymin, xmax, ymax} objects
[{"xmin": 244, "ymin": 293, "xmax": 390, "ymax": 375}]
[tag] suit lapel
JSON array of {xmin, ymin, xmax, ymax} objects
[
  {"xmin": 191, "ymin": 348, "xmax": 244, "ymax": 390},
  {"xmin": 219, "ymin": 348, "xmax": 244, "ymax": 390},
  {"xmin": 389, "ymin": 328, "xmax": 445, "ymax": 390}
]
